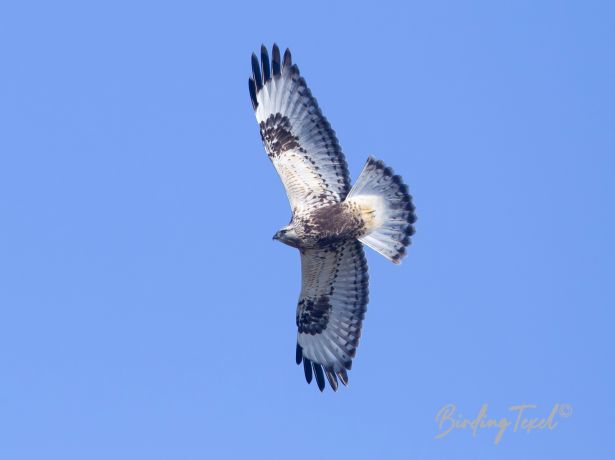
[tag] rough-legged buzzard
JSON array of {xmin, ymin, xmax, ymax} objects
[{"xmin": 249, "ymin": 44, "xmax": 416, "ymax": 391}]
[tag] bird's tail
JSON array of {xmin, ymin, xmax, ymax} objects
[{"xmin": 345, "ymin": 157, "xmax": 416, "ymax": 263}]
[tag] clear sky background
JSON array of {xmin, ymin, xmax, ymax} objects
[{"xmin": 1, "ymin": 1, "xmax": 613, "ymax": 459}]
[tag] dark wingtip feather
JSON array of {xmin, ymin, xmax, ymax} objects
[
  {"xmin": 283, "ymin": 48, "xmax": 292, "ymax": 68},
  {"xmin": 289, "ymin": 64, "xmax": 300, "ymax": 77},
  {"xmin": 272, "ymin": 43, "xmax": 281, "ymax": 76},
  {"xmin": 248, "ymin": 77, "xmax": 257, "ymax": 110},
  {"xmin": 325, "ymin": 369, "xmax": 338, "ymax": 391},
  {"xmin": 303, "ymin": 359, "xmax": 313, "ymax": 384},
  {"xmin": 296, "ymin": 343, "xmax": 303, "ymax": 365},
  {"xmin": 313, "ymin": 362, "xmax": 325, "ymax": 392},
  {"xmin": 260, "ymin": 44, "xmax": 271, "ymax": 83},
  {"xmin": 337, "ymin": 369, "xmax": 349, "ymax": 386},
  {"xmin": 251, "ymin": 52, "xmax": 262, "ymax": 90}
]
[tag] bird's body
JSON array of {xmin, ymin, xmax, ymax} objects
[
  {"xmin": 249, "ymin": 44, "xmax": 416, "ymax": 391},
  {"xmin": 278, "ymin": 202, "xmax": 366, "ymax": 249}
]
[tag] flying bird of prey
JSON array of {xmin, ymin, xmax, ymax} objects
[{"xmin": 249, "ymin": 44, "xmax": 416, "ymax": 391}]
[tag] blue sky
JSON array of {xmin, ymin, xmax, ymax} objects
[{"xmin": 1, "ymin": 1, "xmax": 613, "ymax": 458}]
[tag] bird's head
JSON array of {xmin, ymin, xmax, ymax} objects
[{"xmin": 273, "ymin": 225, "xmax": 301, "ymax": 248}]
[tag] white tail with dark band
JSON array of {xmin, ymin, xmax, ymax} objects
[{"xmin": 346, "ymin": 157, "xmax": 416, "ymax": 263}]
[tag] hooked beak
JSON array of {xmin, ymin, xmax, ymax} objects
[{"xmin": 272, "ymin": 228, "xmax": 300, "ymax": 248}]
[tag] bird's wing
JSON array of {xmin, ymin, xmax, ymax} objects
[
  {"xmin": 249, "ymin": 44, "xmax": 351, "ymax": 212},
  {"xmin": 295, "ymin": 240, "xmax": 369, "ymax": 391}
]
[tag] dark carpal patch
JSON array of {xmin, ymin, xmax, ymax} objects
[
  {"xmin": 259, "ymin": 113, "xmax": 303, "ymax": 159},
  {"xmin": 296, "ymin": 296, "xmax": 332, "ymax": 334}
]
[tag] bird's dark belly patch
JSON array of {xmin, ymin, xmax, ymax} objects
[
  {"xmin": 301, "ymin": 203, "xmax": 364, "ymax": 246},
  {"xmin": 259, "ymin": 113, "xmax": 303, "ymax": 159},
  {"xmin": 297, "ymin": 296, "xmax": 331, "ymax": 335}
]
